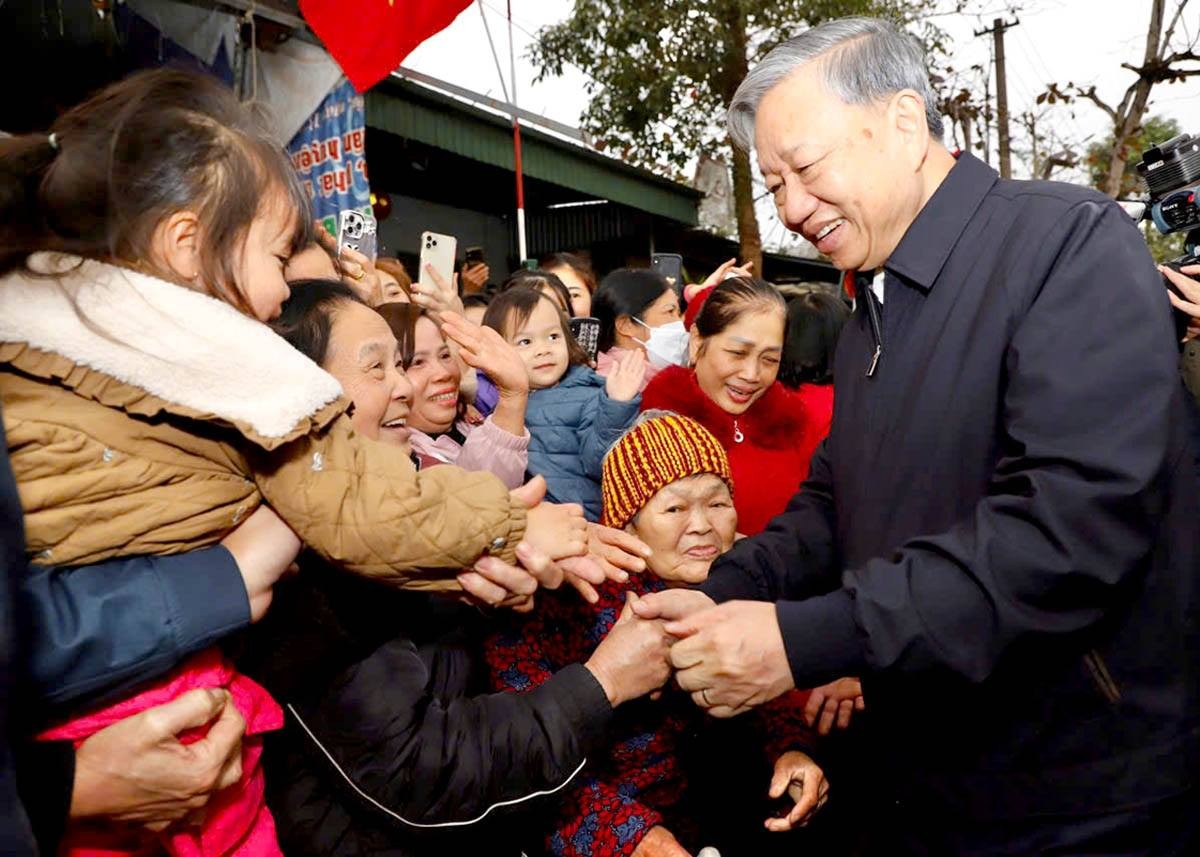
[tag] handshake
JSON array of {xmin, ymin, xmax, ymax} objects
[
  {"xmin": 587, "ymin": 589, "xmax": 865, "ymax": 731},
  {"xmin": 586, "ymin": 589, "xmax": 797, "ymax": 717}
]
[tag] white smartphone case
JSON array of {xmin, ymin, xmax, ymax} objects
[{"xmin": 418, "ymin": 231, "xmax": 458, "ymax": 293}]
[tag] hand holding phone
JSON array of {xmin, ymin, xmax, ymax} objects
[
  {"xmin": 419, "ymin": 231, "xmax": 458, "ymax": 295},
  {"xmin": 337, "ymin": 209, "xmax": 377, "ymax": 261}
]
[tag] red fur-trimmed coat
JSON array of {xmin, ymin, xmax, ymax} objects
[{"xmin": 641, "ymin": 365, "xmax": 823, "ymax": 535}]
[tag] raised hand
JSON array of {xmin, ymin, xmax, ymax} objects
[
  {"xmin": 587, "ymin": 522, "xmax": 651, "ymax": 583},
  {"xmin": 441, "ymin": 312, "xmax": 529, "ymax": 397},
  {"xmin": 411, "ymin": 264, "xmax": 466, "ymax": 322},
  {"xmin": 605, "ymin": 347, "xmax": 647, "ymax": 402},
  {"xmin": 684, "ymin": 257, "xmax": 756, "ymax": 303},
  {"xmin": 765, "ymin": 751, "xmax": 829, "ymax": 832},
  {"xmin": 461, "ymin": 262, "xmax": 490, "ymax": 295},
  {"xmin": 334, "ymin": 243, "xmax": 385, "ymax": 307},
  {"xmin": 511, "ymin": 476, "xmax": 589, "ymax": 561}
]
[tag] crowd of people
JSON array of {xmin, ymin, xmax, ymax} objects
[{"xmin": 3, "ymin": 14, "xmax": 1200, "ymax": 857}]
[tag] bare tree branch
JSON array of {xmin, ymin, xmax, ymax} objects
[
  {"xmin": 1076, "ymin": 85, "xmax": 1118, "ymax": 122},
  {"xmin": 1158, "ymin": 0, "xmax": 1193, "ymax": 60}
]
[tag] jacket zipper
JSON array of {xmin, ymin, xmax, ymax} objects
[
  {"xmin": 1083, "ymin": 648, "xmax": 1122, "ymax": 704},
  {"xmin": 864, "ymin": 282, "xmax": 884, "ymax": 378}
]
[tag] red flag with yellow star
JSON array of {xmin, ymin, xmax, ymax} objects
[{"xmin": 300, "ymin": 0, "xmax": 473, "ymax": 92}]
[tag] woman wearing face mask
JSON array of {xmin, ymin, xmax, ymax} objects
[
  {"xmin": 640, "ymin": 277, "xmax": 821, "ymax": 536},
  {"xmin": 592, "ymin": 269, "xmax": 686, "ymax": 391}
]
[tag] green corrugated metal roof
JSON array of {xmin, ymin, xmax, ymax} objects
[{"xmin": 365, "ymin": 80, "xmax": 699, "ymax": 226}]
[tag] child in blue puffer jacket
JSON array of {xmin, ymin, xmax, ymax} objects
[{"xmin": 482, "ymin": 287, "xmax": 644, "ymax": 519}]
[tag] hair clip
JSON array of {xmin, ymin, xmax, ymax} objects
[{"xmin": 47, "ymin": 132, "xmax": 60, "ymax": 151}]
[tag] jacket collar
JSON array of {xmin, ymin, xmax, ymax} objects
[
  {"xmin": 884, "ymin": 152, "xmax": 998, "ymax": 290},
  {"xmin": 554, "ymin": 364, "xmax": 603, "ymax": 389},
  {"xmin": 0, "ymin": 254, "xmax": 344, "ymax": 442},
  {"xmin": 648, "ymin": 365, "xmax": 808, "ymax": 450}
]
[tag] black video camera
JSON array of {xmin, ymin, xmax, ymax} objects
[{"xmin": 1135, "ymin": 133, "xmax": 1200, "ymax": 339}]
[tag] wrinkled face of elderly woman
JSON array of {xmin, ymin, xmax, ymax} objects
[
  {"xmin": 628, "ymin": 474, "xmax": 738, "ymax": 585},
  {"xmin": 322, "ymin": 301, "xmax": 414, "ymax": 453},
  {"xmin": 754, "ymin": 59, "xmax": 936, "ymax": 272}
]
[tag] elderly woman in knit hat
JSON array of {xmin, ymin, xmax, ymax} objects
[{"xmin": 486, "ymin": 412, "xmax": 828, "ymax": 857}]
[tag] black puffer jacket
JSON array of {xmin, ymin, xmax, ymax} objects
[{"xmin": 237, "ymin": 559, "xmax": 613, "ymax": 856}]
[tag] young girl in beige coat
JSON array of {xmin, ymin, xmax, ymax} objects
[{"xmin": 0, "ymin": 69, "xmax": 589, "ymax": 853}]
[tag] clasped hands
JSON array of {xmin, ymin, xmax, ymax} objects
[{"xmin": 629, "ymin": 590, "xmax": 865, "ymax": 735}]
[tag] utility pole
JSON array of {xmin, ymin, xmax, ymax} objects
[
  {"xmin": 975, "ymin": 16, "xmax": 1020, "ymax": 179},
  {"xmin": 982, "ymin": 70, "xmax": 992, "ymax": 167}
]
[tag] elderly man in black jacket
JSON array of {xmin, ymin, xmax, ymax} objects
[{"xmin": 636, "ymin": 16, "xmax": 1200, "ymax": 854}]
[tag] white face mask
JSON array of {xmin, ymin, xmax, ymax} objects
[{"xmin": 635, "ymin": 318, "xmax": 690, "ymax": 368}]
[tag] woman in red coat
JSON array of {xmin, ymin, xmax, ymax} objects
[
  {"xmin": 642, "ymin": 277, "xmax": 821, "ymax": 535},
  {"xmin": 778, "ymin": 288, "xmax": 850, "ymax": 441}
]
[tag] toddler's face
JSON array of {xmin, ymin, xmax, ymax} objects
[
  {"xmin": 508, "ymin": 297, "xmax": 570, "ymax": 390},
  {"xmin": 236, "ymin": 189, "xmax": 301, "ymax": 322}
]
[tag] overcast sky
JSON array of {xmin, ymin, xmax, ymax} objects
[{"xmin": 403, "ymin": 1, "xmax": 1199, "ymax": 248}]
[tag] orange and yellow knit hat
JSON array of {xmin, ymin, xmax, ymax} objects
[{"xmin": 601, "ymin": 413, "xmax": 733, "ymax": 529}]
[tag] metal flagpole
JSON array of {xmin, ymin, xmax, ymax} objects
[
  {"xmin": 476, "ymin": 0, "xmax": 527, "ymax": 263},
  {"xmin": 508, "ymin": 0, "xmax": 527, "ymax": 263}
]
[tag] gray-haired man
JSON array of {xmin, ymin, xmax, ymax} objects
[{"xmin": 637, "ymin": 16, "xmax": 1200, "ymax": 854}]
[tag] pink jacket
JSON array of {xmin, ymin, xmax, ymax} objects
[
  {"xmin": 595, "ymin": 347, "xmax": 662, "ymax": 393},
  {"xmin": 40, "ymin": 649, "xmax": 283, "ymax": 857},
  {"xmin": 407, "ymin": 416, "xmax": 530, "ymax": 489}
]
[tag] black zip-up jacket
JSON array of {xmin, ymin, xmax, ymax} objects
[
  {"xmin": 239, "ymin": 561, "xmax": 613, "ymax": 856},
  {"xmin": 702, "ymin": 153, "xmax": 1200, "ymax": 843}
]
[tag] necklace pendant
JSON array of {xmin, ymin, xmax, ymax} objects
[{"xmin": 733, "ymin": 420, "xmax": 745, "ymax": 443}]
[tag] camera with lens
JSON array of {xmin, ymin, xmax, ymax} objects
[{"xmin": 1135, "ymin": 133, "xmax": 1200, "ymax": 339}]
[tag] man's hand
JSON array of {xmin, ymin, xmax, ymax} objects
[
  {"xmin": 220, "ymin": 505, "xmax": 301, "ymax": 622},
  {"xmin": 631, "ymin": 825, "xmax": 692, "ymax": 856},
  {"xmin": 605, "ymin": 347, "xmax": 647, "ymax": 402},
  {"xmin": 585, "ymin": 592, "xmax": 672, "ymax": 707},
  {"xmin": 803, "ymin": 677, "xmax": 865, "ymax": 735},
  {"xmin": 70, "ymin": 688, "xmax": 245, "ymax": 831},
  {"xmin": 765, "ymin": 751, "xmax": 829, "ymax": 832},
  {"xmin": 667, "ymin": 600, "xmax": 793, "ymax": 718},
  {"xmin": 513, "ymin": 480, "xmax": 588, "ymax": 562}
]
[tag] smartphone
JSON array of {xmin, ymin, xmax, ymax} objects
[
  {"xmin": 464, "ymin": 246, "xmax": 486, "ymax": 267},
  {"xmin": 337, "ymin": 209, "xmax": 377, "ymax": 261},
  {"xmin": 569, "ymin": 316, "xmax": 601, "ymax": 361},
  {"xmin": 419, "ymin": 231, "xmax": 458, "ymax": 294},
  {"xmin": 651, "ymin": 253, "xmax": 684, "ymax": 296}
]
